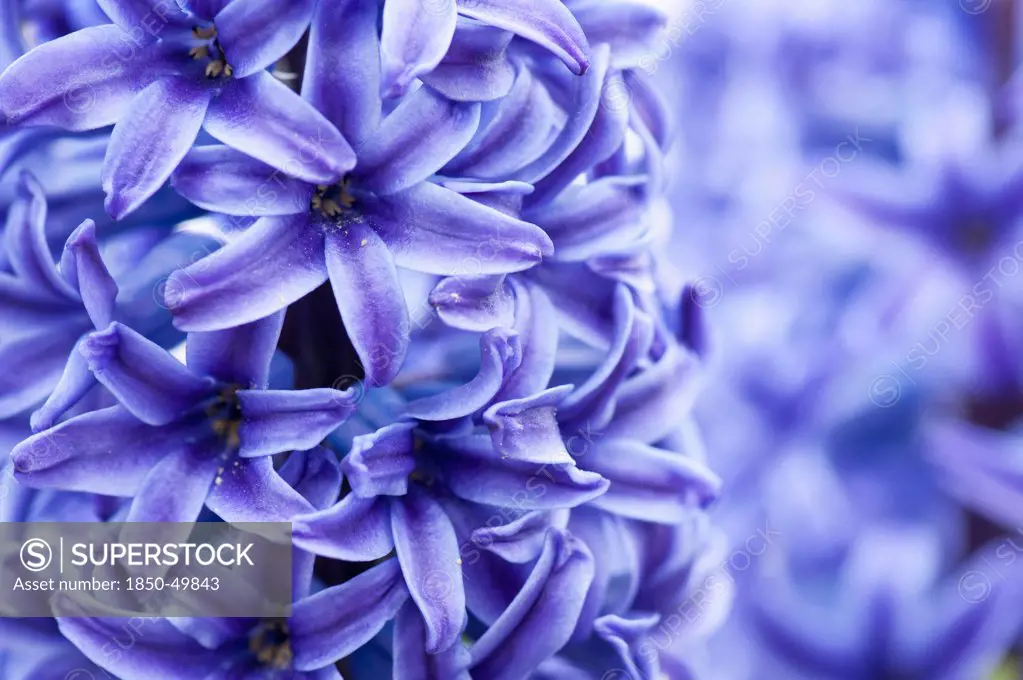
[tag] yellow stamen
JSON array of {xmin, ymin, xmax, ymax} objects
[
  {"xmin": 192, "ymin": 25, "xmax": 217, "ymax": 39},
  {"xmin": 320, "ymin": 199, "xmax": 342, "ymax": 217},
  {"xmin": 205, "ymin": 61, "xmax": 224, "ymax": 78},
  {"xmin": 189, "ymin": 46, "xmax": 209, "ymax": 60}
]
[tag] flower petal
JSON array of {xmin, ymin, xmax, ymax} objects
[
  {"xmin": 0, "ymin": 275, "xmax": 80, "ymax": 336},
  {"xmin": 380, "ymin": 0, "xmax": 457, "ymax": 98},
  {"xmin": 0, "ymin": 0, "xmax": 23, "ymax": 70},
  {"xmin": 572, "ymin": 0, "xmax": 667, "ymax": 68},
  {"xmin": 29, "ymin": 338, "xmax": 97, "ymax": 432},
  {"xmin": 394, "ymin": 601, "xmax": 473, "ymax": 680},
  {"xmin": 186, "ymin": 310, "xmax": 285, "ymax": 388},
  {"xmin": 428, "ymin": 275, "xmax": 516, "ymax": 332},
  {"xmin": 527, "ymin": 176, "xmax": 648, "ymax": 261},
  {"xmin": 605, "ymin": 344, "xmax": 701, "ymax": 444},
  {"xmin": 11, "ymin": 406, "xmax": 194, "ymax": 496},
  {"xmin": 391, "ymin": 485, "xmax": 466, "ymax": 654},
  {"xmin": 342, "ymin": 422, "xmax": 418, "ymax": 498},
  {"xmin": 125, "ymin": 438, "xmax": 222, "ymax": 521},
  {"xmin": 325, "ymin": 223, "xmax": 410, "ymax": 387},
  {"xmin": 102, "ymin": 76, "xmax": 211, "ymax": 220},
  {"xmin": 4, "ymin": 172, "xmax": 73, "ymax": 297},
  {"xmin": 171, "ymin": 145, "xmax": 314, "ymax": 216},
  {"xmin": 237, "ymin": 388, "xmax": 358, "ymax": 457},
  {"xmin": 421, "ymin": 21, "xmax": 515, "ymax": 102},
  {"xmin": 405, "ymin": 329, "xmax": 521, "ymax": 421},
  {"xmin": 558, "ymin": 285, "xmax": 653, "ymax": 431},
  {"xmin": 586, "ymin": 439, "xmax": 721, "ymax": 522},
  {"xmin": 186, "ymin": 0, "xmax": 229, "ymax": 20},
  {"xmin": 0, "ymin": 329, "xmax": 80, "ymax": 419},
  {"xmin": 594, "ymin": 614, "xmax": 663, "ymax": 680},
  {"xmin": 492, "ymin": 278, "xmax": 558, "ymax": 402},
  {"xmin": 302, "ymin": 0, "xmax": 381, "ymax": 148},
  {"xmin": 63, "ymin": 219, "xmax": 120, "ymax": 328},
  {"xmin": 82, "ymin": 322, "xmax": 216, "ymax": 426},
  {"xmin": 439, "ymin": 178, "xmax": 535, "ymax": 216},
  {"xmin": 203, "ymin": 71, "xmax": 355, "ymax": 184},
  {"xmin": 436, "ymin": 434, "xmax": 608, "ymax": 510},
  {"xmin": 167, "ymin": 213, "xmax": 327, "ymax": 331},
  {"xmin": 367, "ymin": 182, "xmax": 552, "ymax": 275},
  {"xmin": 204, "ymin": 455, "xmax": 314, "ymax": 523},
  {"xmin": 280, "ymin": 446, "xmax": 343, "ymax": 511},
  {"xmin": 213, "ymin": 0, "xmax": 315, "ymax": 78},
  {"xmin": 356, "ymin": 87, "xmax": 481, "ymax": 196},
  {"xmin": 0, "ymin": 25, "xmax": 161, "ymax": 130},
  {"xmin": 528, "ymin": 73, "xmax": 630, "ymax": 208},
  {"xmin": 483, "ymin": 385, "xmax": 574, "ymax": 466},
  {"xmin": 470, "ymin": 511, "xmax": 561, "ymax": 564},
  {"xmin": 445, "ymin": 67, "xmax": 558, "ymax": 179},
  {"xmin": 456, "ymin": 0, "xmax": 591, "ymax": 75},
  {"xmin": 524, "ymin": 261, "xmax": 617, "ymax": 347},
  {"xmin": 57, "ymin": 613, "xmax": 219, "ymax": 680},
  {"xmin": 292, "ymin": 494, "xmax": 395, "ymax": 561},
  {"xmin": 470, "ymin": 529, "xmax": 594, "ymax": 679},
  {"xmin": 96, "ymin": 0, "xmax": 190, "ymax": 41},
  {"xmin": 291, "ymin": 558, "xmax": 410, "ymax": 671},
  {"xmin": 513, "ymin": 45, "xmax": 609, "ymax": 183}
]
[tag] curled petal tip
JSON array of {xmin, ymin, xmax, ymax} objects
[
  {"xmin": 66, "ymin": 219, "xmax": 98, "ymax": 250},
  {"xmin": 28, "ymin": 412, "xmax": 51, "ymax": 433},
  {"xmin": 79, "ymin": 322, "xmax": 124, "ymax": 371}
]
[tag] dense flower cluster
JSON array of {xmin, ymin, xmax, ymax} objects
[{"xmin": 0, "ymin": 1, "xmax": 720, "ymax": 679}]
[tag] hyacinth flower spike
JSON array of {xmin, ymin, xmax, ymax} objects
[
  {"xmin": 167, "ymin": 0, "xmax": 553, "ymax": 387},
  {"xmin": 0, "ymin": 0, "xmax": 350, "ymax": 219},
  {"xmin": 11, "ymin": 313, "xmax": 358, "ymax": 524},
  {"xmin": 56, "ymin": 449, "xmax": 410, "ymax": 679}
]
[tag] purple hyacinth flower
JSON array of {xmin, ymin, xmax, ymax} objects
[
  {"xmin": 467, "ymin": 528, "xmax": 595, "ymax": 680},
  {"xmin": 0, "ymin": 170, "xmax": 196, "ymax": 428},
  {"xmin": 54, "ymin": 449, "xmax": 410, "ymax": 679},
  {"xmin": 57, "ymin": 556, "xmax": 408, "ymax": 679},
  {"xmin": 0, "ymin": 0, "xmax": 349, "ymax": 219},
  {"xmin": 166, "ymin": 0, "xmax": 553, "ymax": 387},
  {"xmin": 432, "ymin": 279, "xmax": 718, "ymax": 521},
  {"xmin": 291, "ymin": 326, "xmax": 609, "ymax": 656},
  {"xmin": 378, "ymin": 0, "xmax": 592, "ymax": 99},
  {"xmin": 10, "ymin": 313, "xmax": 358, "ymax": 524}
]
